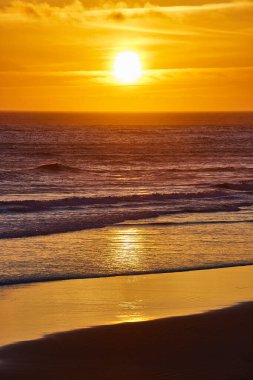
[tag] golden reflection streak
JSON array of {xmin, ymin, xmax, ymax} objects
[
  {"xmin": 110, "ymin": 227, "xmax": 145, "ymax": 322},
  {"xmin": 111, "ymin": 227, "xmax": 143, "ymax": 264}
]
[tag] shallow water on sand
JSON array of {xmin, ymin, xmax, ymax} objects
[{"xmin": 0, "ymin": 210, "xmax": 253, "ymax": 286}]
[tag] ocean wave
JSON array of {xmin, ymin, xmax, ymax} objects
[
  {"xmin": 32, "ymin": 163, "xmax": 81, "ymax": 173},
  {"xmin": 214, "ymin": 182, "xmax": 253, "ymax": 192},
  {"xmin": 0, "ymin": 162, "xmax": 81, "ymax": 179},
  {"xmin": 0, "ymin": 164, "xmax": 252, "ymax": 179},
  {"xmin": 1, "ymin": 189, "xmax": 252, "ymax": 239},
  {"xmin": 0, "ymin": 190, "xmax": 231, "ymax": 213},
  {"xmin": 1, "ymin": 202, "xmax": 251, "ymax": 240},
  {"xmin": 191, "ymin": 166, "xmax": 253, "ymax": 173},
  {"xmin": 1, "ymin": 262, "xmax": 253, "ymax": 287}
]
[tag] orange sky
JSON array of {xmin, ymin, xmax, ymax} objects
[{"xmin": 1, "ymin": 0, "xmax": 253, "ymax": 111}]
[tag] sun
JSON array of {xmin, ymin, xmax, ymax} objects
[{"xmin": 113, "ymin": 51, "xmax": 142, "ymax": 84}]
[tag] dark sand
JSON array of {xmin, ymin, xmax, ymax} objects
[{"xmin": 0, "ymin": 302, "xmax": 253, "ymax": 380}]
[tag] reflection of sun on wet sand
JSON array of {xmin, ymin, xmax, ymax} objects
[
  {"xmin": 0, "ymin": 266, "xmax": 253, "ymax": 379},
  {"xmin": 1, "ymin": 266, "xmax": 253, "ymax": 346},
  {"xmin": 0, "ymin": 302, "xmax": 253, "ymax": 380}
]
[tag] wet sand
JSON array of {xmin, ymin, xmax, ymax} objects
[
  {"xmin": 0, "ymin": 301, "xmax": 253, "ymax": 380},
  {"xmin": 1, "ymin": 265, "xmax": 253, "ymax": 346}
]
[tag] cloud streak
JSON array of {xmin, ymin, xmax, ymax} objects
[
  {"xmin": 1, "ymin": 0, "xmax": 253, "ymax": 111},
  {"xmin": 1, "ymin": 1, "xmax": 253, "ymax": 24},
  {"xmin": 1, "ymin": 65, "xmax": 253, "ymax": 86}
]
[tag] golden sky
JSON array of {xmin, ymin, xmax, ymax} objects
[{"xmin": 1, "ymin": 0, "xmax": 253, "ymax": 111}]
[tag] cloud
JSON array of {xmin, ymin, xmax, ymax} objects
[
  {"xmin": 0, "ymin": 0, "xmax": 252, "ymax": 47},
  {"xmin": 107, "ymin": 11, "xmax": 127, "ymax": 21},
  {"xmin": 1, "ymin": 0, "xmax": 253, "ymax": 24},
  {"xmin": 1, "ymin": 65, "xmax": 253, "ymax": 86},
  {"xmin": 1, "ymin": 1, "xmax": 252, "ymax": 111},
  {"xmin": 1, "ymin": 0, "xmax": 253, "ymax": 85}
]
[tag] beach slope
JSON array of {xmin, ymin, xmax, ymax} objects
[{"xmin": 0, "ymin": 302, "xmax": 253, "ymax": 380}]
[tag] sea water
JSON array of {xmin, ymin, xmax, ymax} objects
[{"xmin": 0, "ymin": 112, "xmax": 253, "ymax": 285}]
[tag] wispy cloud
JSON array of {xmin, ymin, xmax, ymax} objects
[
  {"xmin": 1, "ymin": 65, "xmax": 253, "ymax": 87},
  {"xmin": 1, "ymin": 1, "xmax": 253, "ymax": 23},
  {"xmin": 1, "ymin": 1, "xmax": 253, "ymax": 111},
  {"xmin": 0, "ymin": 0, "xmax": 252, "ymax": 49}
]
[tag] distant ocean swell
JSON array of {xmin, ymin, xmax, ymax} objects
[{"xmin": 0, "ymin": 162, "xmax": 252, "ymax": 177}]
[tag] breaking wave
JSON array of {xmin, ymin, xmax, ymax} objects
[
  {"xmin": 0, "ymin": 189, "xmax": 240, "ymax": 215},
  {"xmin": 214, "ymin": 181, "xmax": 253, "ymax": 192},
  {"xmin": 33, "ymin": 163, "xmax": 81, "ymax": 173}
]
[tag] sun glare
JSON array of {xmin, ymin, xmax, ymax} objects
[{"xmin": 113, "ymin": 51, "xmax": 142, "ymax": 84}]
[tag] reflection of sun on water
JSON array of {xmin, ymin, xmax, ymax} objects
[
  {"xmin": 112, "ymin": 227, "xmax": 143, "ymax": 266},
  {"xmin": 110, "ymin": 227, "xmax": 145, "ymax": 323},
  {"xmin": 118, "ymin": 228, "xmax": 140, "ymax": 245}
]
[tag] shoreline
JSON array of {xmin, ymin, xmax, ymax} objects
[
  {"xmin": 0, "ymin": 265, "xmax": 253, "ymax": 347},
  {"xmin": 1, "ymin": 262, "xmax": 253, "ymax": 287},
  {"xmin": 1, "ymin": 301, "xmax": 253, "ymax": 379}
]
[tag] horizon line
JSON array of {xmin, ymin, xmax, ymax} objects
[{"xmin": 1, "ymin": 110, "xmax": 253, "ymax": 114}]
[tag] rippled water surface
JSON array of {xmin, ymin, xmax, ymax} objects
[{"xmin": 0, "ymin": 112, "xmax": 253, "ymax": 285}]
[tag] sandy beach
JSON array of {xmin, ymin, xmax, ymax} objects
[
  {"xmin": 0, "ymin": 301, "xmax": 253, "ymax": 380},
  {"xmin": 1, "ymin": 265, "xmax": 253, "ymax": 346},
  {"xmin": 0, "ymin": 265, "xmax": 253, "ymax": 379}
]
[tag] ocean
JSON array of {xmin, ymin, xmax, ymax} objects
[{"xmin": 0, "ymin": 111, "xmax": 253, "ymax": 286}]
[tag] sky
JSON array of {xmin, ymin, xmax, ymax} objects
[{"xmin": 1, "ymin": 0, "xmax": 253, "ymax": 112}]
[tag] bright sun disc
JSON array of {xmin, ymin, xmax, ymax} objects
[{"xmin": 113, "ymin": 51, "xmax": 142, "ymax": 84}]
